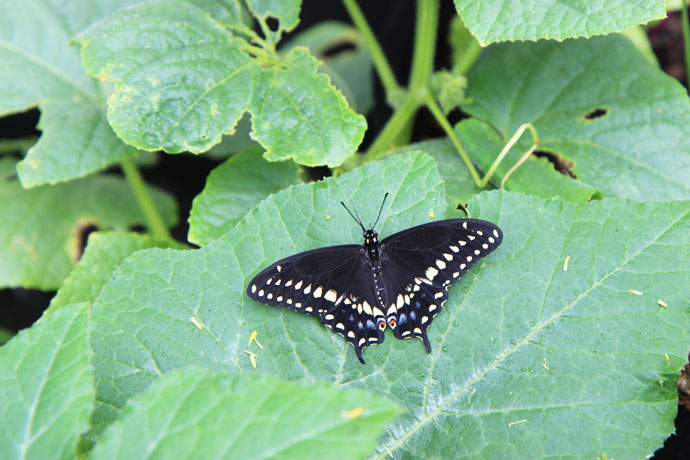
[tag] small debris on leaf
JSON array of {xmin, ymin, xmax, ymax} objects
[
  {"xmin": 342, "ymin": 407, "xmax": 364, "ymax": 419},
  {"xmin": 244, "ymin": 350, "xmax": 257, "ymax": 369}
]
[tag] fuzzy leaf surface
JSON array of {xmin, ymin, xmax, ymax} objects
[
  {"xmin": 188, "ymin": 148, "xmax": 300, "ymax": 245},
  {"xmin": 48, "ymin": 232, "xmax": 185, "ymax": 314},
  {"xmin": 91, "ymin": 369, "xmax": 402, "ymax": 460},
  {"xmin": 90, "ymin": 153, "xmax": 689, "ymax": 458},
  {"xmin": 465, "ymin": 35, "xmax": 690, "ymax": 202},
  {"xmin": 0, "ymin": 303, "xmax": 92, "ymax": 460},
  {"xmin": 455, "ymin": 0, "xmax": 665, "ymax": 44},
  {"xmin": 77, "ymin": 1, "xmax": 366, "ymax": 166},
  {"xmin": 0, "ymin": 0, "xmax": 144, "ymax": 186},
  {"xmin": 0, "ymin": 176, "xmax": 177, "ymax": 290}
]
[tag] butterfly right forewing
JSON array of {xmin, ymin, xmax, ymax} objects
[{"xmin": 380, "ymin": 218, "xmax": 503, "ymax": 349}]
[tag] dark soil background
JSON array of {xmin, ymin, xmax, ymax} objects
[{"xmin": 0, "ymin": 1, "xmax": 688, "ymax": 457}]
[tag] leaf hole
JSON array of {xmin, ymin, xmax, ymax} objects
[
  {"xmin": 583, "ymin": 107, "xmax": 608, "ymax": 120},
  {"xmin": 533, "ymin": 150, "xmax": 577, "ymax": 178},
  {"xmin": 305, "ymin": 166, "xmax": 332, "ymax": 182},
  {"xmin": 455, "ymin": 202, "xmax": 468, "ymax": 216},
  {"xmin": 71, "ymin": 220, "xmax": 100, "ymax": 262},
  {"xmin": 265, "ymin": 17, "xmax": 280, "ymax": 32}
]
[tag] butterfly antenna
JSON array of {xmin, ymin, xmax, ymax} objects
[
  {"xmin": 372, "ymin": 192, "xmax": 389, "ymax": 230},
  {"xmin": 341, "ymin": 201, "xmax": 366, "ymax": 232}
]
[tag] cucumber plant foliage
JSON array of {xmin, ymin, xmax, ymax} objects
[{"xmin": 0, "ymin": 1, "xmax": 688, "ymax": 459}]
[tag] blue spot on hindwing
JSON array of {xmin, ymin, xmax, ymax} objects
[
  {"xmin": 357, "ymin": 321, "xmax": 364, "ymax": 330},
  {"xmin": 366, "ymin": 319, "xmax": 376, "ymax": 330},
  {"xmin": 399, "ymin": 313, "xmax": 408, "ymax": 324},
  {"xmin": 410, "ymin": 311, "xmax": 417, "ymax": 321}
]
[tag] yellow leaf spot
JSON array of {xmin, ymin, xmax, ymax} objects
[
  {"xmin": 542, "ymin": 358, "xmax": 550, "ymax": 370},
  {"xmin": 627, "ymin": 289, "xmax": 643, "ymax": 296},
  {"xmin": 665, "ymin": 353, "xmax": 670, "ymax": 365},
  {"xmin": 429, "ymin": 209, "xmax": 435, "ymax": 218},
  {"xmin": 342, "ymin": 407, "xmax": 364, "ymax": 419},
  {"xmin": 562, "ymin": 256, "xmax": 570, "ymax": 271},
  {"xmin": 658, "ymin": 299, "xmax": 668, "ymax": 308}
]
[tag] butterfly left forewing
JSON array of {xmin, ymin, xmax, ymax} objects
[
  {"xmin": 380, "ymin": 218, "xmax": 503, "ymax": 350},
  {"xmin": 246, "ymin": 245, "xmax": 384, "ymax": 363}
]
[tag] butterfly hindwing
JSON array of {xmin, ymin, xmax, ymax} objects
[
  {"xmin": 246, "ymin": 245, "xmax": 384, "ymax": 363},
  {"xmin": 380, "ymin": 218, "xmax": 503, "ymax": 348}
]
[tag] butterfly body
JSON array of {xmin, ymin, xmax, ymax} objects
[{"xmin": 247, "ymin": 215, "xmax": 502, "ymax": 364}]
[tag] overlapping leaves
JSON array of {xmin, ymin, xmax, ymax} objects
[
  {"xmin": 90, "ymin": 369, "xmax": 401, "ymax": 460},
  {"xmin": 454, "ymin": 0, "xmax": 665, "ymax": 44},
  {"xmin": 90, "ymin": 152, "xmax": 689, "ymax": 458},
  {"xmin": 465, "ymin": 35, "xmax": 690, "ymax": 202},
  {"xmin": 77, "ymin": 1, "xmax": 366, "ymax": 167}
]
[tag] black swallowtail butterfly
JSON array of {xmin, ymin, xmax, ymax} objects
[{"xmin": 246, "ymin": 194, "xmax": 503, "ymax": 364}]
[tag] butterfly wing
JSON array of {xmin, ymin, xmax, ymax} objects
[
  {"xmin": 246, "ymin": 245, "xmax": 384, "ymax": 363},
  {"xmin": 380, "ymin": 218, "xmax": 503, "ymax": 350}
]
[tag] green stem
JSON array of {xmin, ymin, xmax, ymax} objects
[
  {"xmin": 454, "ymin": 39, "xmax": 482, "ymax": 75},
  {"xmin": 408, "ymin": 0, "xmax": 439, "ymax": 92},
  {"xmin": 681, "ymin": 0, "xmax": 690, "ymax": 91},
  {"xmin": 361, "ymin": 0, "xmax": 440, "ymax": 162},
  {"xmin": 424, "ymin": 94, "xmax": 482, "ymax": 185},
  {"xmin": 363, "ymin": 94, "xmax": 419, "ymax": 162},
  {"xmin": 120, "ymin": 157, "xmax": 171, "ymax": 240},
  {"xmin": 341, "ymin": 0, "xmax": 401, "ymax": 101}
]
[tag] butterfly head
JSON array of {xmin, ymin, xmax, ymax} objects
[{"xmin": 364, "ymin": 229, "xmax": 378, "ymax": 244}]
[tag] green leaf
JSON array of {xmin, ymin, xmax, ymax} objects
[
  {"xmin": 90, "ymin": 152, "xmax": 689, "ymax": 458},
  {"xmin": 246, "ymin": 0, "xmax": 300, "ymax": 43},
  {"xmin": 0, "ymin": 303, "xmax": 93, "ymax": 460},
  {"xmin": 0, "ymin": 0, "xmax": 144, "ymax": 186},
  {"xmin": 91, "ymin": 369, "xmax": 402, "ymax": 460},
  {"xmin": 188, "ymin": 147, "xmax": 301, "ymax": 246},
  {"xmin": 77, "ymin": 1, "xmax": 366, "ymax": 167},
  {"xmin": 393, "ymin": 142, "xmax": 481, "ymax": 214},
  {"xmin": 48, "ymin": 232, "xmax": 186, "ymax": 314},
  {"xmin": 17, "ymin": 98, "xmax": 137, "ymax": 188},
  {"xmin": 456, "ymin": 118, "xmax": 600, "ymax": 203},
  {"xmin": 281, "ymin": 21, "xmax": 375, "ymax": 114},
  {"xmin": 454, "ymin": 0, "xmax": 666, "ymax": 44},
  {"xmin": 0, "ymin": 176, "xmax": 177, "ymax": 290},
  {"xmin": 429, "ymin": 70, "xmax": 467, "ymax": 115},
  {"xmin": 465, "ymin": 35, "xmax": 690, "ymax": 201}
]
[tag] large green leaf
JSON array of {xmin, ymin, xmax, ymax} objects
[
  {"xmin": 188, "ymin": 147, "xmax": 301, "ymax": 246},
  {"xmin": 0, "ymin": 0, "xmax": 144, "ymax": 187},
  {"xmin": 47, "ymin": 232, "xmax": 185, "ymax": 314},
  {"xmin": 281, "ymin": 21, "xmax": 375, "ymax": 115},
  {"xmin": 89, "ymin": 152, "xmax": 689, "ymax": 458},
  {"xmin": 465, "ymin": 35, "xmax": 690, "ymax": 202},
  {"xmin": 454, "ymin": 0, "xmax": 665, "ymax": 44},
  {"xmin": 91, "ymin": 369, "xmax": 402, "ymax": 460},
  {"xmin": 0, "ymin": 176, "xmax": 177, "ymax": 290},
  {"xmin": 0, "ymin": 303, "xmax": 92, "ymax": 460},
  {"xmin": 455, "ymin": 118, "xmax": 600, "ymax": 203},
  {"xmin": 394, "ymin": 140, "xmax": 480, "ymax": 214},
  {"xmin": 77, "ymin": 1, "xmax": 366, "ymax": 167}
]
